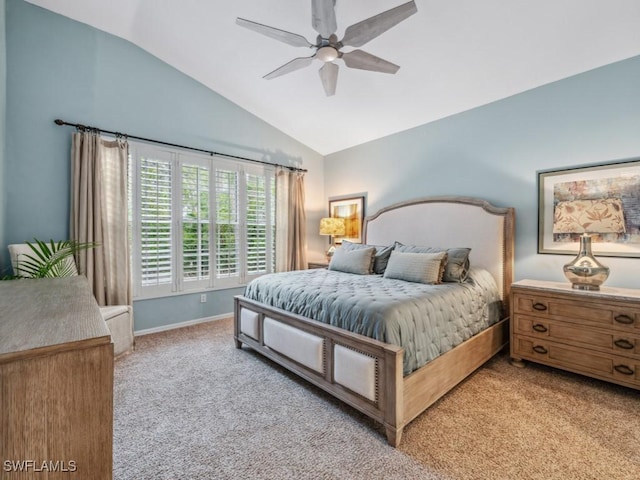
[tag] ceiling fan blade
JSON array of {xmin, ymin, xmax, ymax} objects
[
  {"xmin": 264, "ymin": 56, "xmax": 315, "ymax": 80},
  {"xmin": 312, "ymin": 0, "xmax": 337, "ymax": 38},
  {"xmin": 341, "ymin": 1, "xmax": 418, "ymax": 48},
  {"xmin": 236, "ymin": 18, "xmax": 312, "ymax": 48},
  {"xmin": 318, "ymin": 62, "xmax": 338, "ymax": 96},
  {"xmin": 341, "ymin": 50, "xmax": 399, "ymax": 74}
]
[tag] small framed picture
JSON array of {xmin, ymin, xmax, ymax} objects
[{"xmin": 328, "ymin": 196, "xmax": 365, "ymax": 244}]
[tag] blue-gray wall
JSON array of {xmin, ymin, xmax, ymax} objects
[
  {"xmin": 325, "ymin": 55, "xmax": 640, "ymax": 289},
  {"xmin": 3, "ymin": 0, "xmax": 640, "ymax": 333},
  {"xmin": 3, "ymin": 0, "xmax": 324, "ymax": 330}
]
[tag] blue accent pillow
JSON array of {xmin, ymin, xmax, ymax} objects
[
  {"xmin": 394, "ymin": 242, "xmax": 471, "ymax": 282},
  {"xmin": 341, "ymin": 240, "xmax": 393, "ymax": 274},
  {"xmin": 383, "ymin": 251, "xmax": 447, "ymax": 284},
  {"xmin": 328, "ymin": 246, "xmax": 376, "ymax": 275}
]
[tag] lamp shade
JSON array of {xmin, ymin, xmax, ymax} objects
[
  {"xmin": 319, "ymin": 217, "xmax": 346, "ymax": 236},
  {"xmin": 553, "ymin": 198, "xmax": 626, "ymax": 234}
]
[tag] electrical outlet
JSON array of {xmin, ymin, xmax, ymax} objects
[{"xmin": 200, "ymin": 293, "xmax": 207, "ymax": 303}]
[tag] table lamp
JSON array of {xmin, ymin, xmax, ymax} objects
[
  {"xmin": 319, "ymin": 217, "xmax": 346, "ymax": 260},
  {"xmin": 553, "ymin": 198, "xmax": 625, "ymax": 291}
]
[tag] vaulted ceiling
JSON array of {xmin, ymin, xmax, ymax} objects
[{"xmin": 25, "ymin": 0, "xmax": 640, "ymax": 155}]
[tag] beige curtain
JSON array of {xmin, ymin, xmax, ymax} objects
[
  {"xmin": 275, "ymin": 169, "xmax": 307, "ymax": 272},
  {"xmin": 71, "ymin": 132, "xmax": 131, "ymax": 306}
]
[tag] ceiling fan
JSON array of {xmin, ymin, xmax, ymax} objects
[{"xmin": 236, "ymin": 0, "xmax": 418, "ymax": 96}]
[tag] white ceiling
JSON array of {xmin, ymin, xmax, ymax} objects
[{"xmin": 25, "ymin": 0, "xmax": 640, "ymax": 155}]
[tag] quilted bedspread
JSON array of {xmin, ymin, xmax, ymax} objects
[{"xmin": 243, "ymin": 268, "xmax": 502, "ymax": 375}]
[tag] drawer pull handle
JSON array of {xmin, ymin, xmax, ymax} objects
[
  {"xmin": 532, "ymin": 324, "xmax": 548, "ymax": 333},
  {"xmin": 614, "ymin": 314, "xmax": 634, "ymax": 325},
  {"xmin": 614, "ymin": 339, "xmax": 634, "ymax": 350},
  {"xmin": 532, "ymin": 345, "xmax": 548, "ymax": 354},
  {"xmin": 532, "ymin": 303, "xmax": 547, "ymax": 311},
  {"xmin": 614, "ymin": 365, "xmax": 634, "ymax": 376}
]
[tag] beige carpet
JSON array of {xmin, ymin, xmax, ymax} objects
[
  {"xmin": 400, "ymin": 347, "xmax": 640, "ymax": 480},
  {"xmin": 114, "ymin": 317, "xmax": 639, "ymax": 480}
]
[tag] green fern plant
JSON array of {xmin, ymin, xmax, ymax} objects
[{"xmin": 13, "ymin": 239, "xmax": 97, "ymax": 278}]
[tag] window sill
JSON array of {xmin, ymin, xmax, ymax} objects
[{"xmin": 133, "ymin": 284, "xmax": 246, "ymax": 301}]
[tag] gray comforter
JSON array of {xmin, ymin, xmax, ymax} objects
[{"xmin": 244, "ymin": 268, "xmax": 502, "ymax": 375}]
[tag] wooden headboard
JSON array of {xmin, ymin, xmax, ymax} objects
[{"xmin": 364, "ymin": 196, "xmax": 515, "ymax": 312}]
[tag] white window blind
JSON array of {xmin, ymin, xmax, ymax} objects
[{"xmin": 130, "ymin": 142, "xmax": 275, "ymax": 299}]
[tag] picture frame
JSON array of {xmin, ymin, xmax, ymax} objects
[
  {"xmin": 538, "ymin": 159, "xmax": 640, "ymax": 257},
  {"xmin": 328, "ymin": 195, "xmax": 365, "ymax": 244}
]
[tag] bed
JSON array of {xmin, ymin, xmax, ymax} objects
[{"xmin": 234, "ymin": 196, "xmax": 515, "ymax": 446}]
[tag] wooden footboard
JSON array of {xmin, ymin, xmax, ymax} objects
[
  {"xmin": 234, "ymin": 295, "xmax": 509, "ymax": 446},
  {"xmin": 234, "ymin": 296, "xmax": 406, "ymax": 443}
]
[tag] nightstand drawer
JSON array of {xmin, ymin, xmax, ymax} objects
[
  {"xmin": 514, "ymin": 295, "xmax": 552, "ymax": 316},
  {"xmin": 514, "ymin": 315, "xmax": 551, "ymax": 337},
  {"xmin": 513, "ymin": 336, "xmax": 612, "ymax": 374},
  {"xmin": 514, "ymin": 314, "xmax": 640, "ymax": 357},
  {"xmin": 513, "ymin": 293, "xmax": 640, "ymax": 330},
  {"xmin": 512, "ymin": 336, "xmax": 640, "ymax": 388}
]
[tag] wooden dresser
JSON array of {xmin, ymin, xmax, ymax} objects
[
  {"xmin": 510, "ymin": 279, "xmax": 640, "ymax": 390},
  {"xmin": 0, "ymin": 277, "xmax": 113, "ymax": 479}
]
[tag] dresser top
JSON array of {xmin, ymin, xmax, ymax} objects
[
  {"xmin": 513, "ymin": 279, "xmax": 640, "ymax": 302},
  {"xmin": 0, "ymin": 277, "xmax": 111, "ymax": 363}
]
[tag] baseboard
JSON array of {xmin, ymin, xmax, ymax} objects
[{"xmin": 134, "ymin": 313, "xmax": 232, "ymax": 336}]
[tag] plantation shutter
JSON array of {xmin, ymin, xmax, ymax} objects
[
  {"xmin": 181, "ymin": 160, "xmax": 211, "ymax": 290},
  {"xmin": 215, "ymin": 168, "xmax": 240, "ymax": 287},
  {"xmin": 269, "ymin": 175, "xmax": 276, "ymax": 273},
  {"xmin": 130, "ymin": 141, "xmax": 278, "ymax": 298},
  {"xmin": 245, "ymin": 170, "xmax": 275, "ymax": 281},
  {"xmin": 138, "ymin": 152, "xmax": 174, "ymax": 294}
]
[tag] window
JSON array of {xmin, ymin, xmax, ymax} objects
[{"xmin": 129, "ymin": 142, "xmax": 276, "ymax": 298}]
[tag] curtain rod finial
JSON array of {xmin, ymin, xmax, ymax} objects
[{"xmin": 54, "ymin": 119, "xmax": 64, "ymax": 125}]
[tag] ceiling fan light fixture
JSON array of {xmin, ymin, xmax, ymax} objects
[
  {"xmin": 316, "ymin": 46, "xmax": 338, "ymax": 62},
  {"xmin": 236, "ymin": 0, "xmax": 418, "ymax": 95}
]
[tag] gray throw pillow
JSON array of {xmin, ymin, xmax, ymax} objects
[
  {"xmin": 328, "ymin": 246, "xmax": 376, "ymax": 275},
  {"xmin": 383, "ymin": 251, "xmax": 447, "ymax": 284},
  {"xmin": 394, "ymin": 242, "xmax": 471, "ymax": 282},
  {"xmin": 341, "ymin": 240, "xmax": 393, "ymax": 274}
]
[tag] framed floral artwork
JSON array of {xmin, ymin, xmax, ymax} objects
[{"xmin": 538, "ymin": 159, "xmax": 640, "ymax": 257}]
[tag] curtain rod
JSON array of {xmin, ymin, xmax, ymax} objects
[{"xmin": 53, "ymin": 119, "xmax": 307, "ymax": 173}]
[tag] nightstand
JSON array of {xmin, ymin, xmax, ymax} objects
[
  {"xmin": 308, "ymin": 261, "xmax": 329, "ymax": 269},
  {"xmin": 510, "ymin": 279, "xmax": 640, "ymax": 390}
]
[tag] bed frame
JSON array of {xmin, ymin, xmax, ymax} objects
[{"xmin": 234, "ymin": 196, "xmax": 515, "ymax": 446}]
